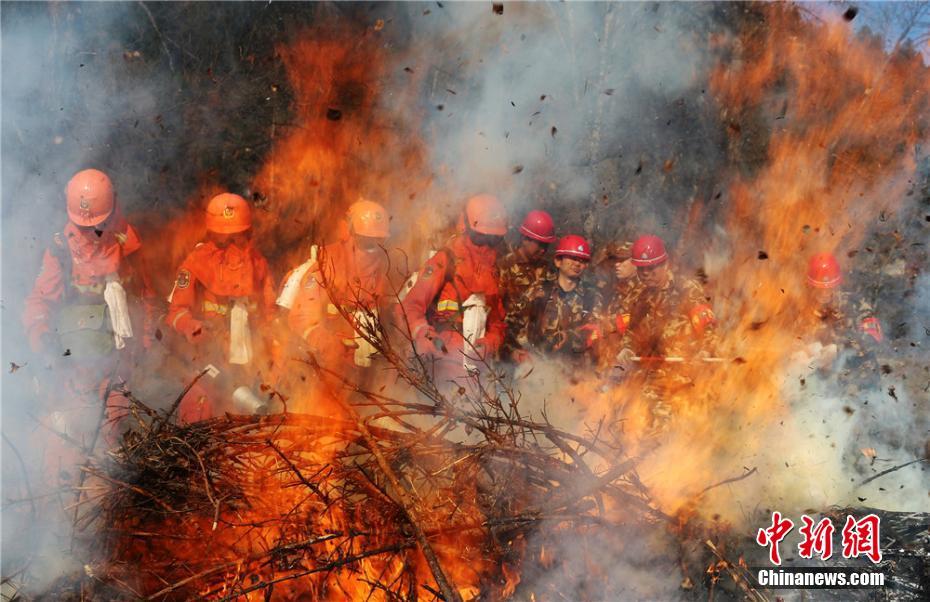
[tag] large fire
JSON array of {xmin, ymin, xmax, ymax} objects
[
  {"xmin": 31, "ymin": 3, "xmax": 930, "ymax": 600},
  {"xmin": 583, "ymin": 4, "xmax": 929, "ymax": 519}
]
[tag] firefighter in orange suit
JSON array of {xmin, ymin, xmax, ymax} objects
[
  {"xmin": 166, "ymin": 192, "xmax": 276, "ymax": 422},
  {"xmin": 399, "ymin": 194, "xmax": 507, "ymax": 388},
  {"xmin": 23, "ymin": 168, "xmax": 154, "ymax": 482},
  {"xmin": 276, "ymin": 199, "xmax": 392, "ymax": 401}
]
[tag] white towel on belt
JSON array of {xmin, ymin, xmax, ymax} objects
[
  {"xmin": 276, "ymin": 245, "xmax": 318, "ymax": 309},
  {"xmin": 229, "ymin": 298, "xmax": 253, "ymax": 365},
  {"xmin": 461, "ymin": 293, "xmax": 488, "ymax": 371},
  {"xmin": 104, "ymin": 279, "xmax": 133, "ymax": 350},
  {"xmin": 352, "ymin": 309, "xmax": 379, "ymax": 367}
]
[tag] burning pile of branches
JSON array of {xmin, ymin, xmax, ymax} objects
[{"xmin": 73, "ymin": 356, "xmax": 678, "ymax": 600}]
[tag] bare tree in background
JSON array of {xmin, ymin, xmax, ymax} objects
[{"xmin": 843, "ymin": 1, "xmax": 930, "ymax": 55}]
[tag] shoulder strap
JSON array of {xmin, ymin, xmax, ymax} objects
[
  {"xmin": 50, "ymin": 232, "xmax": 73, "ymax": 298},
  {"xmin": 437, "ymin": 247, "xmax": 456, "ymax": 286}
]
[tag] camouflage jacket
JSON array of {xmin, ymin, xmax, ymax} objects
[
  {"xmin": 498, "ymin": 249, "xmax": 552, "ymax": 315},
  {"xmin": 499, "ymin": 249, "xmax": 552, "ymax": 356},
  {"xmin": 607, "ymin": 271, "xmax": 717, "ymax": 359},
  {"xmin": 590, "ymin": 240, "xmax": 633, "ymax": 295},
  {"xmin": 809, "ymin": 292, "xmax": 882, "ymax": 381},
  {"xmin": 508, "ymin": 276, "xmax": 604, "ymax": 359}
]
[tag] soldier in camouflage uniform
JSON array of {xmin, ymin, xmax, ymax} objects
[
  {"xmin": 589, "ymin": 240, "xmax": 636, "ymax": 297},
  {"xmin": 607, "ymin": 235, "xmax": 717, "ymax": 432},
  {"xmin": 589, "ymin": 240, "xmax": 640, "ymax": 330},
  {"xmin": 507, "ymin": 235, "xmax": 604, "ymax": 365},
  {"xmin": 802, "ymin": 252, "xmax": 882, "ymax": 391},
  {"xmin": 499, "ymin": 210, "xmax": 556, "ymax": 310}
]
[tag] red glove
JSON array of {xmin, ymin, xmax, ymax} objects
[
  {"xmin": 476, "ymin": 332, "xmax": 502, "ymax": 357},
  {"xmin": 615, "ymin": 313, "xmax": 630, "ymax": 336},
  {"xmin": 578, "ymin": 324, "xmax": 601, "ymax": 349},
  {"xmin": 179, "ymin": 318, "xmax": 207, "ymax": 344},
  {"xmin": 511, "ymin": 348, "xmax": 532, "ymax": 364}
]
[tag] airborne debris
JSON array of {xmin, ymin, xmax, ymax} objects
[
  {"xmin": 843, "ymin": 7, "xmax": 858, "ymax": 21},
  {"xmin": 325, "ymin": 108, "xmax": 342, "ymax": 121},
  {"xmin": 492, "ymin": 3, "xmax": 503, "ymax": 15},
  {"xmin": 757, "ymin": 251, "xmax": 769, "ymax": 260},
  {"xmin": 512, "ymin": 164, "xmax": 524, "ymax": 174}
]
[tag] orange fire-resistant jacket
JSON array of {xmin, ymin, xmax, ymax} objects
[
  {"xmin": 23, "ymin": 216, "xmax": 154, "ymax": 353},
  {"xmin": 280, "ymin": 238, "xmax": 389, "ymax": 343},
  {"xmin": 399, "ymin": 234, "xmax": 505, "ymax": 355},
  {"xmin": 167, "ymin": 241, "xmax": 276, "ymax": 343}
]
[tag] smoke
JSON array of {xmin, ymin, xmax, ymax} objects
[
  {"xmin": 0, "ymin": 2, "xmax": 287, "ymax": 592},
  {"xmin": 386, "ymin": 1, "xmax": 727, "ymax": 244},
  {"xmin": 1, "ymin": 3, "xmax": 144, "ymax": 590}
]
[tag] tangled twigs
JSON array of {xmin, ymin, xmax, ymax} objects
[
  {"xmin": 75, "ymin": 283, "xmax": 661, "ymax": 599},
  {"xmin": 77, "ymin": 382, "xmax": 655, "ymax": 599},
  {"xmin": 302, "ymin": 351, "xmax": 464, "ymax": 602}
]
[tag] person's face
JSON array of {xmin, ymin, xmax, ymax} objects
[
  {"xmin": 211, "ymin": 229, "xmax": 251, "ymax": 249},
  {"xmin": 467, "ymin": 226, "xmax": 503, "ymax": 249},
  {"xmin": 555, "ymin": 255, "xmax": 588, "ymax": 279},
  {"xmin": 354, "ymin": 234, "xmax": 386, "ymax": 252},
  {"xmin": 76, "ymin": 223, "xmax": 106, "ymax": 238},
  {"xmin": 637, "ymin": 261, "xmax": 669, "ymax": 289},
  {"xmin": 520, "ymin": 237, "xmax": 548, "ymax": 260},
  {"xmin": 810, "ymin": 286, "xmax": 836, "ymax": 307}
]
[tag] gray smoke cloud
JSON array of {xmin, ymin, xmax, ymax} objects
[
  {"xmin": 1, "ymin": 3, "xmax": 174, "ymax": 592},
  {"xmin": 394, "ymin": 1, "xmax": 726, "ymax": 245}
]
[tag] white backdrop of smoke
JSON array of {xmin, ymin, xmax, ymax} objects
[
  {"xmin": 398, "ymin": 1, "xmax": 721, "ymax": 237},
  {"xmin": 0, "ymin": 3, "xmax": 177, "ymax": 591}
]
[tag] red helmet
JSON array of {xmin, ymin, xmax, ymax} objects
[
  {"xmin": 206, "ymin": 193, "xmax": 251, "ymax": 234},
  {"xmin": 519, "ymin": 210, "xmax": 556, "ymax": 243},
  {"xmin": 807, "ymin": 252, "xmax": 842, "ymax": 288},
  {"xmin": 630, "ymin": 235, "xmax": 668, "ymax": 267},
  {"xmin": 554, "ymin": 235, "xmax": 591, "ymax": 260},
  {"xmin": 465, "ymin": 194, "xmax": 507, "ymax": 236},
  {"xmin": 689, "ymin": 304, "xmax": 716, "ymax": 336},
  {"xmin": 66, "ymin": 169, "xmax": 114, "ymax": 226}
]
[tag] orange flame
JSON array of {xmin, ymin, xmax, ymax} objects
[{"xmin": 582, "ymin": 4, "xmax": 928, "ymax": 522}]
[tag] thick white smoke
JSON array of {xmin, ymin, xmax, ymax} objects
[
  {"xmin": 392, "ymin": 2, "xmax": 723, "ymax": 240},
  {"xmin": 1, "ymin": 3, "xmax": 182, "ymax": 593}
]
